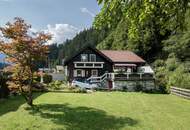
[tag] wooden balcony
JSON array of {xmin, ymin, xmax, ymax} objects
[{"xmin": 74, "ymin": 62, "xmax": 104, "ymax": 68}]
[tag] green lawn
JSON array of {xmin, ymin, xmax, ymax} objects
[{"xmin": 0, "ymin": 92, "xmax": 190, "ymax": 130}]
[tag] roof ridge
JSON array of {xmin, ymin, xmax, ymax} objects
[{"xmin": 100, "ymin": 50, "xmax": 132, "ymax": 52}]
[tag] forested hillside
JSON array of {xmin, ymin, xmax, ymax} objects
[
  {"xmin": 95, "ymin": 0, "xmax": 189, "ymax": 61},
  {"xmin": 94, "ymin": 0, "xmax": 190, "ymax": 91},
  {"xmin": 48, "ymin": 0, "xmax": 190, "ymax": 91}
]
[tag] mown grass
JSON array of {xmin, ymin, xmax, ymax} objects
[{"xmin": 0, "ymin": 92, "xmax": 190, "ymax": 130}]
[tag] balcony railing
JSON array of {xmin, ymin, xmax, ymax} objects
[
  {"xmin": 87, "ymin": 72, "xmax": 154, "ymax": 83},
  {"xmin": 74, "ymin": 62, "xmax": 104, "ymax": 68},
  {"xmin": 112, "ymin": 72, "xmax": 154, "ymax": 81}
]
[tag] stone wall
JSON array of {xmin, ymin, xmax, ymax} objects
[{"xmin": 113, "ymin": 80, "xmax": 155, "ymax": 91}]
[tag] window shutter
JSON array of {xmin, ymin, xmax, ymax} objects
[
  {"xmin": 82, "ymin": 70, "xmax": 85, "ymax": 77},
  {"xmin": 65, "ymin": 66, "xmax": 68, "ymax": 76},
  {"xmin": 74, "ymin": 70, "xmax": 77, "ymax": 77}
]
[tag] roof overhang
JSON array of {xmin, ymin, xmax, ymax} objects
[{"xmin": 114, "ymin": 63, "xmax": 137, "ymax": 67}]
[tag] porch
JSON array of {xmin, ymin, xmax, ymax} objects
[
  {"xmin": 87, "ymin": 72, "xmax": 154, "ymax": 83},
  {"xmin": 87, "ymin": 72, "xmax": 155, "ymax": 91}
]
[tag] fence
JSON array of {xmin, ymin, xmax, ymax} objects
[{"xmin": 170, "ymin": 87, "xmax": 190, "ymax": 99}]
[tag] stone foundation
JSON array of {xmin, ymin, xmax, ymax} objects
[{"xmin": 113, "ymin": 80, "xmax": 155, "ymax": 91}]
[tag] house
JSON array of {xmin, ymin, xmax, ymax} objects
[{"xmin": 64, "ymin": 47, "xmax": 155, "ymax": 90}]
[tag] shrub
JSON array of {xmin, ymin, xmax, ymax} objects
[
  {"xmin": 43, "ymin": 74, "xmax": 53, "ymax": 84},
  {"xmin": 168, "ymin": 65, "xmax": 190, "ymax": 89},
  {"xmin": 153, "ymin": 60, "xmax": 169, "ymax": 93},
  {"xmin": 47, "ymin": 81, "xmax": 88, "ymax": 93},
  {"xmin": 48, "ymin": 80, "xmax": 63, "ymax": 90},
  {"xmin": 158, "ymin": 85, "xmax": 168, "ymax": 94},
  {"xmin": 135, "ymin": 83, "xmax": 143, "ymax": 92},
  {"xmin": 68, "ymin": 85, "xmax": 77, "ymax": 90},
  {"xmin": 0, "ymin": 74, "xmax": 10, "ymax": 98},
  {"xmin": 0, "ymin": 85, "xmax": 10, "ymax": 99},
  {"xmin": 122, "ymin": 86, "xmax": 128, "ymax": 91},
  {"xmin": 143, "ymin": 89, "xmax": 156, "ymax": 93},
  {"xmin": 33, "ymin": 72, "xmax": 41, "ymax": 82},
  {"xmin": 34, "ymin": 73, "xmax": 53, "ymax": 84},
  {"xmin": 32, "ymin": 82, "xmax": 48, "ymax": 92},
  {"xmin": 73, "ymin": 87, "xmax": 87, "ymax": 93},
  {"xmin": 153, "ymin": 57, "xmax": 190, "ymax": 92}
]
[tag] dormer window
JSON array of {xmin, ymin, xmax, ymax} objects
[
  {"xmin": 90, "ymin": 54, "xmax": 96, "ymax": 62},
  {"xmin": 81, "ymin": 54, "xmax": 88, "ymax": 62}
]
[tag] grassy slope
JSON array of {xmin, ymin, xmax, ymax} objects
[{"xmin": 0, "ymin": 92, "xmax": 190, "ymax": 130}]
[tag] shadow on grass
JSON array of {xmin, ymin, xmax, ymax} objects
[
  {"xmin": 0, "ymin": 92, "xmax": 43, "ymax": 116},
  {"xmin": 28, "ymin": 103, "xmax": 138, "ymax": 130}
]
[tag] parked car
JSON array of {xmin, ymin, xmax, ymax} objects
[{"xmin": 71, "ymin": 78, "xmax": 98, "ymax": 89}]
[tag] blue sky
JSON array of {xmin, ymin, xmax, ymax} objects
[{"xmin": 0, "ymin": 0, "xmax": 101, "ymax": 62}]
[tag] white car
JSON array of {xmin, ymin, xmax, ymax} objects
[{"xmin": 71, "ymin": 79, "xmax": 98, "ymax": 89}]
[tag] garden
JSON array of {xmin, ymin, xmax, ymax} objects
[{"xmin": 0, "ymin": 92, "xmax": 190, "ymax": 130}]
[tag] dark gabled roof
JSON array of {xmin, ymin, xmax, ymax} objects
[
  {"xmin": 64, "ymin": 46, "xmax": 145, "ymax": 65},
  {"xmin": 64, "ymin": 46, "xmax": 112, "ymax": 65},
  {"xmin": 100, "ymin": 50, "xmax": 145, "ymax": 63}
]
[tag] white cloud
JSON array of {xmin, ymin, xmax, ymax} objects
[
  {"xmin": 29, "ymin": 28, "xmax": 38, "ymax": 33},
  {"xmin": 44, "ymin": 24, "xmax": 79, "ymax": 45},
  {"xmin": 80, "ymin": 7, "xmax": 95, "ymax": 17},
  {"xmin": 27, "ymin": 24, "xmax": 79, "ymax": 45}
]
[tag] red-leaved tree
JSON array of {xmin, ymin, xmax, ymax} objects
[{"xmin": 0, "ymin": 17, "xmax": 51, "ymax": 106}]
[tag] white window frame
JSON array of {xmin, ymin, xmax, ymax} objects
[
  {"xmin": 74, "ymin": 69, "xmax": 85, "ymax": 77},
  {"xmin": 74, "ymin": 62, "xmax": 104, "ymax": 68},
  {"xmin": 127, "ymin": 68, "xmax": 132, "ymax": 73},
  {"xmin": 91, "ymin": 70, "xmax": 98, "ymax": 77},
  {"xmin": 81, "ymin": 54, "xmax": 88, "ymax": 62},
  {"xmin": 89, "ymin": 54, "xmax": 96, "ymax": 62}
]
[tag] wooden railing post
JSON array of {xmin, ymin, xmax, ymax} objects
[{"xmin": 112, "ymin": 73, "xmax": 115, "ymax": 80}]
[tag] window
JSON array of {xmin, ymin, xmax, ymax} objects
[
  {"xmin": 94, "ymin": 63, "xmax": 102, "ymax": 67},
  {"xmin": 81, "ymin": 54, "xmax": 88, "ymax": 62},
  {"xmin": 127, "ymin": 68, "xmax": 132, "ymax": 73},
  {"xmin": 90, "ymin": 54, "xmax": 96, "ymax": 62},
  {"xmin": 74, "ymin": 69, "xmax": 85, "ymax": 77},
  {"xmin": 77, "ymin": 70, "xmax": 82, "ymax": 76},
  {"xmin": 91, "ymin": 70, "xmax": 98, "ymax": 77},
  {"xmin": 86, "ymin": 63, "xmax": 93, "ymax": 67},
  {"xmin": 76, "ymin": 63, "xmax": 84, "ymax": 67}
]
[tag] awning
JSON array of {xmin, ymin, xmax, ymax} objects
[{"xmin": 114, "ymin": 64, "xmax": 137, "ymax": 67}]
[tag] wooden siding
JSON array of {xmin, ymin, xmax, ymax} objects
[{"xmin": 66, "ymin": 48, "xmax": 113, "ymax": 82}]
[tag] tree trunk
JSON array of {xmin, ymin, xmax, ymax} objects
[
  {"xmin": 27, "ymin": 85, "xmax": 33, "ymax": 106},
  {"xmin": 27, "ymin": 68, "xmax": 33, "ymax": 106}
]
